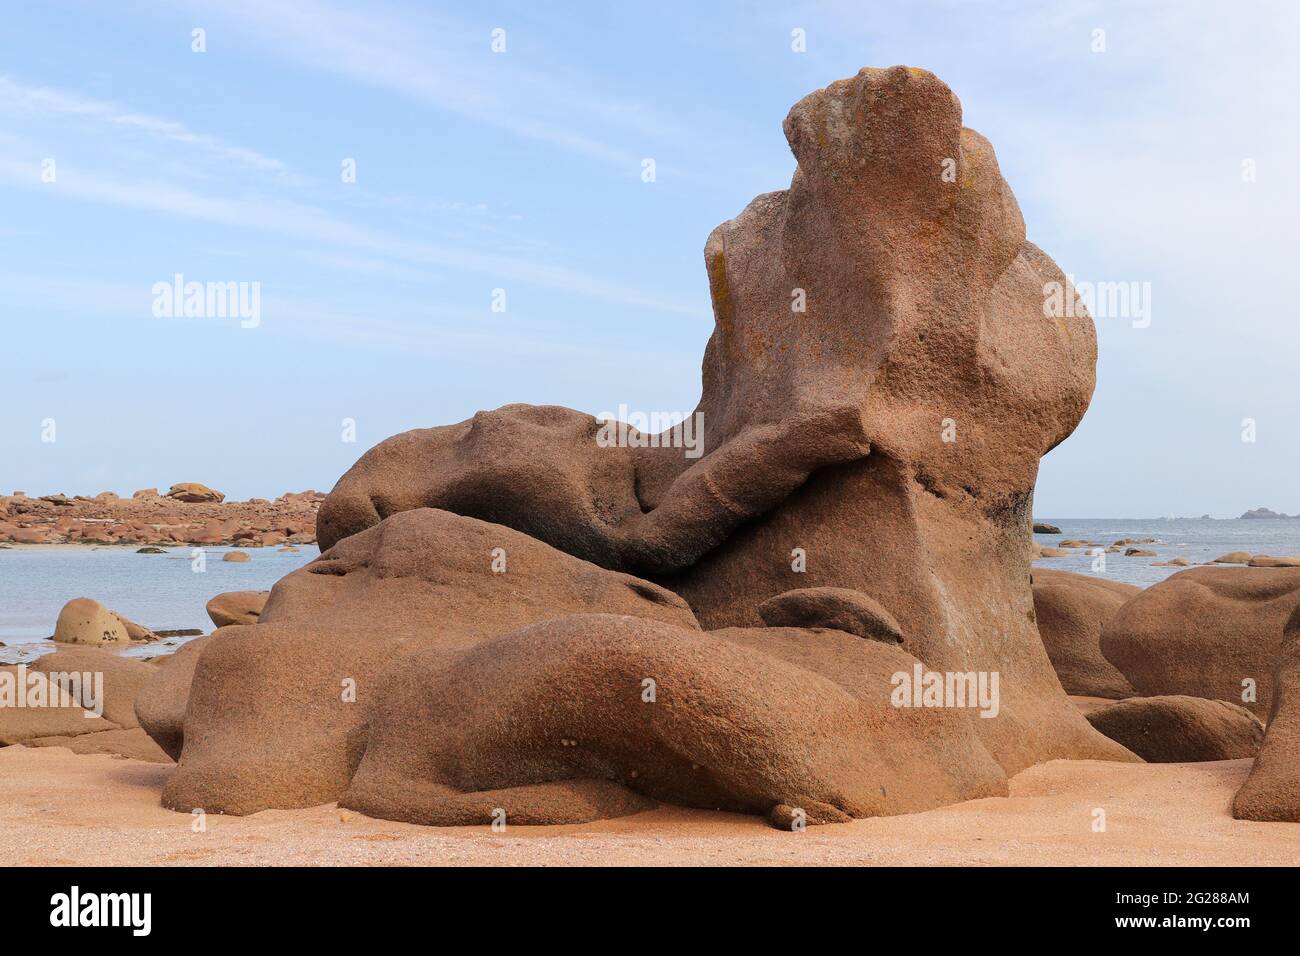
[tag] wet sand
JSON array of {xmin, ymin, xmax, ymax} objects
[{"xmin": 2, "ymin": 747, "xmax": 1296, "ymax": 866}]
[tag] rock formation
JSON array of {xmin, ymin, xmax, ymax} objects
[
  {"xmin": 158, "ymin": 509, "xmax": 702, "ymax": 815},
  {"xmin": 1100, "ymin": 566, "xmax": 1300, "ymax": 717},
  {"xmin": 135, "ymin": 637, "xmax": 212, "ymax": 762},
  {"xmin": 146, "ymin": 66, "xmax": 1135, "ymax": 827},
  {"xmin": 52, "ymin": 598, "xmax": 154, "ymax": 646},
  {"xmin": 1233, "ymin": 603, "xmax": 1300, "ymax": 821},
  {"xmin": 340, "ymin": 615, "xmax": 1007, "ymax": 826},
  {"xmin": 1031, "ymin": 569, "xmax": 1139, "ymax": 699},
  {"xmin": 205, "ymin": 591, "xmax": 268, "ymax": 627},
  {"xmin": 1, "ymin": 647, "xmax": 169, "ymax": 762},
  {"xmin": 1086, "ymin": 696, "xmax": 1263, "ymax": 762}
]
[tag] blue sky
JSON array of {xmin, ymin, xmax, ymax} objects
[{"xmin": 2, "ymin": 0, "xmax": 1297, "ymax": 516}]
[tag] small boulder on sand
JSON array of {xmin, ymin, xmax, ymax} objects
[
  {"xmin": 1038, "ymin": 547, "xmax": 1070, "ymax": 558},
  {"xmin": 205, "ymin": 591, "xmax": 268, "ymax": 627},
  {"xmin": 1086, "ymin": 695, "xmax": 1264, "ymax": 762}
]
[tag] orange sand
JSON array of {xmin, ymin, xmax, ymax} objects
[{"xmin": 1, "ymin": 747, "xmax": 1296, "ymax": 865}]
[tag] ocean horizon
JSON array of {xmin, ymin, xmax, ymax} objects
[{"xmin": 4, "ymin": 516, "xmax": 1300, "ymax": 663}]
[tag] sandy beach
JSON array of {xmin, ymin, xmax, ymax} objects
[{"xmin": 3, "ymin": 746, "xmax": 1294, "ymax": 866}]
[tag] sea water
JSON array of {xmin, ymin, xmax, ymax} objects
[
  {"xmin": 0, "ymin": 545, "xmax": 317, "ymax": 663},
  {"xmin": 2, "ymin": 517, "xmax": 1299, "ymax": 664},
  {"xmin": 1034, "ymin": 517, "xmax": 1300, "ymax": 588}
]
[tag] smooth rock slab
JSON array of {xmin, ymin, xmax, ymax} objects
[
  {"xmin": 341, "ymin": 615, "xmax": 1008, "ymax": 828},
  {"xmin": 1086, "ymin": 696, "xmax": 1263, "ymax": 762}
]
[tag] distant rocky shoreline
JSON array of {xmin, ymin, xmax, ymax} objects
[
  {"xmin": 0, "ymin": 484, "xmax": 322, "ymax": 547},
  {"xmin": 1241, "ymin": 507, "xmax": 1300, "ymax": 519}
]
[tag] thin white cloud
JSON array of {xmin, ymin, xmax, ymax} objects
[
  {"xmin": 0, "ymin": 75, "xmax": 288, "ymax": 173},
  {"xmin": 0, "ymin": 157, "xmax": 707, "ymax": 316},
  {"xmin": 164, "ymin": 0, "xmax": 693, "ymax": 173}
]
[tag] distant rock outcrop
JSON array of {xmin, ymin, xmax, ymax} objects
[
  {"xmin": 166, "ymin": 483, "xmax": 225, "ymax": 504},
  {"xmin": 0, "ymin": 489, "xmax": 323, "ymax": 546},
  {"xmin": 1241, "ymin": 507, "xmax": 1297, "ymax": 519}
]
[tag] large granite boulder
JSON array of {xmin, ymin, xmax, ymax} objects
[
  {"xmin": 1100, "ymin": 566, "xmax": 1300, "ymax": 717},
  {"xmin": 134, "ymin": 636, "xmax": 213, "ymax": 761},
  {"xmin": 157, "ymin": 508, "xmax": 700, "ymax": 815},
  {"xmin": 1032, "ymin": 569, "xmax": 1140, "ymax": 699},
  {"xmin": 311, "ymin": 66, "xmax": 1128, "ymax": 778},
  {"xmin": 1233, "ymin": 603, "xmax": 1300, "ymax": 821},
  {"xmin": 143, "ymin": 67, "xmax": 1138, "ymax": 828},
  {"xmin": 341, "ymin": 614, "xmax": 1007, "ymax": 826},
  {"xmin": 1085, "ymin": 695, "xmax": 1263, "ymax": 762}
]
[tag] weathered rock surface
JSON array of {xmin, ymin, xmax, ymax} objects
[
  {"xmin": 23, "ymin": 727, "xmax": 172, "ymax": 763},
  {"xmin": 340, "ymin": 615, "xmax": 1008, "ymax": 826},
  {"xmin": 53, "ymin": 598, "xmax": 134, "ymax": 646},
  {"xmin": 1100, "ymin": 566, "xmax": 1300, "ymax": 717},
  {"xmin": 31, "ymin": 646, "xmax": 154, "ymax": 728},
  {"xmin": 206, "ymin": 591, "xmax": 268, "ymax": 627},
  {"xmin": 1032, "ymin": 569, "xmax": 1139, "ymax": 699},
  {"xmin": 1086, "ymin": 695, "xmax": 1263, "ymax": 762},
  {"xmin": 157, "ymin": 509, "xmax": 702, "ymax": 815},
  {"xmin": 0, "ymin": 665, "xmax": 119, "ymax": 744},
  {"xmin": 756, "ymin": 586, "xmax": 904, "ymax": 643},
  {"xmin": 134, "ymin": 636, "xmax": 212, "ymax": 762},
  {"xmin": 313, "ymin": 66, "xmax": 1130, "ymax": 781},
  {"xmin": 1233, "ymin": 603, "xmax": 1300, "ymax": 821}
]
